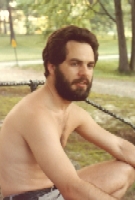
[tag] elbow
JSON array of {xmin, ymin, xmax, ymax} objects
[
  {"xmin": 60, "ymin": 186, "xmax": 76, "ymax": 200},
  {"xmin": 59, "ymin": 181, "xmax": 81, "ymax": 200},
  {"xmin": 119, "ymin": 138, "xmax": 135, "ymax": 166}
]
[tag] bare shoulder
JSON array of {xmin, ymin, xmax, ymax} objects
[
  {"xmin": 70, "ymin": 103, "xmax": 87, "ymax": 115},
  {"xmin": 21, "ymin": 102, "xmax": 56, "ymax": 137},
  {"xmin": 2, "ymin": 87, "xmax": 55, "ymax": 137},
  {"xmin": 70, "ymin": 103, "xmax": 92, "ymax": 124}
]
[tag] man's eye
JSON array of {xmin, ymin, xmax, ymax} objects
[
  {"xmin": 71, "ymin": 62, "xmax": 78, "ymax": 66},
  {"xmin": 87, "ymin": 64, "xmax": 94, "ymax": 68}
]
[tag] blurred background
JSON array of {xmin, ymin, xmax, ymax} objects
[
  {"xmin": 0, "ymin": 1, "xmax": 135, "ymax": 199},
  {"xmin": 0, "ymin": 0, "xmax": 135, "ymax": 73}
]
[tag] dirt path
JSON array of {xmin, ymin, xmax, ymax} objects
[{"xmin": 0, "ymin": 66, "xmax": 135, "ymax": 99}]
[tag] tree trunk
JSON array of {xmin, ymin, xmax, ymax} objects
[
  {"xmin": 4, "ymin": 18, "xmax": 7, "ymax": 34},
  {"xmin": 8, "ymin": 4, "xmax": 15, "ymax": 42},
  {"xmin": 129, "ymin": 0, "xmax": 135, "ymax": 71},
  {"xmin": 114, "ymin": 0, "xmax": 129, "ymax": 72}
]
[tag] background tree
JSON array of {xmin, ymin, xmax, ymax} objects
[
  {"xmin": 88, "ymin": 0, "xmax": 134, "ymax": 72},
  {"xmin": 16, "ymin": 0, "xmax": 134, "ymax": 73},
  {"xmin": 0, "ymin": 0, "xmax": 15, "ymax": 41},
  {"xmin": 0, "ymin": 0, "xmax": 8, "ymax": 34},
  {"xmin": 114, "ymin": 0, "xmax": 129, "ymax": 72},
  {"xmin": 7, "ymin": 0, "xmax": 16, "ymax": 42},
  {"xmin": 17, "ymin": 1, "xmax": 38, "ymax": 35},
  {"xmin": 129, "ymin": 0, "xmax": 135, "ymax": 71},
  {"xmin": 87, "ymin": 0, "xmax": 116, "ymax": 36}
]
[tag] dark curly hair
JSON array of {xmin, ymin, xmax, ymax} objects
[{"xmin": 42, "ymin": 25, "xmax": 99, "ymax": 77}]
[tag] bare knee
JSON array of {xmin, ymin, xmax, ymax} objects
[
  {"xmin": 77, "ymin": 160, "xmax": 135, "ymax": 199},
  {"xmin": 120, "ymin": 161, "xmax": 135, "ymax": 186},
  {"xmin": 110, "ymin": 161, "xmax": 135, "ymax": 199}
]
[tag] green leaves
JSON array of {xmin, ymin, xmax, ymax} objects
[{"xmin": 16, "ymin": 0, "xmax": 95, "ymax": 37}]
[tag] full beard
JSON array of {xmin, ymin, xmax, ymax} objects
[{"xmin": 54, "ymin": 67, "xmax": 93, "ymax": 101}]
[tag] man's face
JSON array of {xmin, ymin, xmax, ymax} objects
[{"xmin": 54, "ymin": 41, "xmax": 95, "ymax": 101}]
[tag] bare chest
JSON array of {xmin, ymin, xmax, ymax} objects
[{"xmin": 54, "ymin": 112, "xmax": 77, "ymax": 147}]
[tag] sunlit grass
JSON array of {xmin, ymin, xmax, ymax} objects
[
  {"xmin": 65, "ymin": 133, "xmax": 112, "ymax": 168},
  {"xmin": 0, "ymin": 35, "xmax": 132, "ymax": 61},
  {"xmin": 0, "ymin": 35, "xmax": 45, "ymax": 61},
  {"xmin": 97, "ymin": 36, "xmax": 131, "ymax": 55},
  {"xmin": 95, "ymin": 60, "xmax": 135, "ymax": 80}
]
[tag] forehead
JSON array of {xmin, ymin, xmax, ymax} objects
[{"xmin": 66, "ymin": 40, "xmax": 94, "ymax": 62}]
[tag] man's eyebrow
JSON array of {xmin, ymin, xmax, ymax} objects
[
  {"xmin": 69, "ymin": 58, "xmax": 95, "ymax": 64},
  {"xmin": 88, "ymin": 61, "xmax": 95, "ymax": 65},
  {"xmin": 69, "ymin": 58, "xmax": 81, "ymax": 62}
]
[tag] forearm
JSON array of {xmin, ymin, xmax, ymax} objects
[
  {"xmin": 119, "ymin": 139, "xmax": 135, "ymax": 167},
  {"xmin": 85, "ymin": 181, "xmax": 118, "ymax": 200},
  {"xmin": 64, "ymin": 180, "xmax": 118, "ymax": 200}
]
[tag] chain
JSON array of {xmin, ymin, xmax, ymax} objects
[
  {"xmin": 85, "ymin": 98, "xmax": 135, "ymax": 130},
  {"xmin": 0, "ymin": 81, "xmax": 135, "ymax": 130},
  {"xmin": 0, "ymin": 80, "xmax": 44, "ymax": 92}
]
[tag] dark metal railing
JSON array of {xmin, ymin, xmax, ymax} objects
[
  {"xmin": 0, "ymin": 80, "xmax": 135, "ymax": 130},
  {"xmin": 85, "ymin": 99, "xmax": 135, "ymax": 130},
  {"xmin": 0, "ymin": 80, "xmax": 44, "ymax": 92}
]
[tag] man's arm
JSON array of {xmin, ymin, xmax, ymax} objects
[
  {"xmin": 23, "ymin": 111, "xmax": 117, "ymax": 200},
  {"xmin": 75, "ymin": 107, "xmax": 135, "ymax": 167}
]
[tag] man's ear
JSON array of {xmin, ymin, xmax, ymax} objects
[{"xmin": 47, "ymin": 63, "xmax": 55, "ymax": 75}]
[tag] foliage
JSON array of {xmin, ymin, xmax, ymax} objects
[
  {"xmin": 15, "ymin": 0, "xmax": 131, "ymax": 36},
  {"xmin": 16, "ymin": 0, "xmax": 95, "ymax": 37},
  {"xmin": 89, "ymin": 0, "xmax": 116, "ymax": 34}
]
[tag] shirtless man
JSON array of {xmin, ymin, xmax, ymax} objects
[{"xmin": 0, "ymin": 25, "xmax": 135, "ymax": 200}]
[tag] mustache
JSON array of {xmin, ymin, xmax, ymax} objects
[{"xmin": 71, "ymin": 77, "xmax": 90, "ymax": 85}]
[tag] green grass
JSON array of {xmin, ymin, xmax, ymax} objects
[
  {"xmin": 65, "ymin": 133, "xmax": 112, "ymax": 168},
  {"xmin": 77, "ymin": 93, "xmax": 135, "ymax": 132},
  {"xmin": 0, "ymin": 35, "xmax": 45, "ymax": 61},
  {"xmin": 97, "ymin": 37, "xmax": 131, "ymax": 55},
  {"xmin": 0, "ymin": 35, "xmax": 132, "ymax": 61},
  {"xmin": 0, "ymin": 86, "xmax": 30, "ymax": 119},
  {"xmin": 95, "ymin": 60, "xmax": 135, "ymax": 80}
]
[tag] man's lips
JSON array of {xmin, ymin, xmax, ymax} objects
[
  {"xmin": 72, "ymin": 78, "xmax": 89, "ymax": 86},
  {"xmin": 76, "ymin": 82, "xmax": 87, "ymax": 86}
]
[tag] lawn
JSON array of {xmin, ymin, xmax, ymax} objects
[
  {"xmin": 0, "ymin": 34, "xmax": 132, "ymax": 61},
  {"xmin": 1, "ymin": 34, "xmax": 134, "ymax": 80},
  {"xmin": 0, "ymin": 35, "xmax": 45, "ymax": 61},
  {"xmin": 95, "ymin": 60, "xmax": 135, "ymax": 80}
]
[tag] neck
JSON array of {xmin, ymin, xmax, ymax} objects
[{"xmin": 45, "ymin": 80, "xmax": 71, "ymax": 111}]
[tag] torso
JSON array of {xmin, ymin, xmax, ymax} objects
[{"xmin": 0, "ymin": 85, "xmax": 82, "ymax": 197}]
